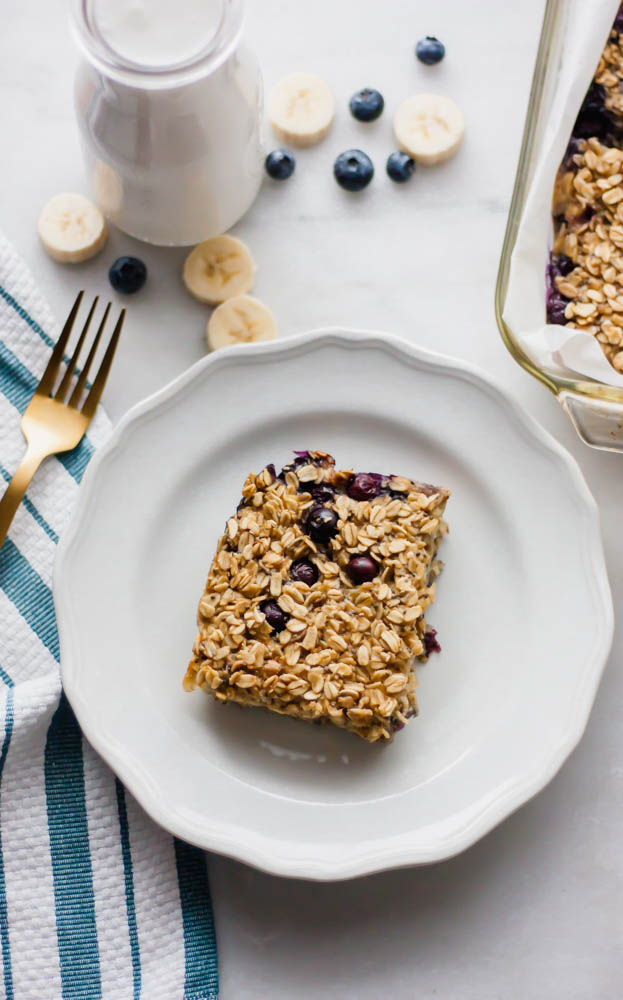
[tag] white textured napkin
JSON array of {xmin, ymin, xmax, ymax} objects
[{"xmin": 0, "ymin": 230, "xmax": 218, "ymax": 1000}]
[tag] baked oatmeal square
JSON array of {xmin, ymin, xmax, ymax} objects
[{"xmin": 184, "ymin": 451, "xmax": 450, "ymax": 742}]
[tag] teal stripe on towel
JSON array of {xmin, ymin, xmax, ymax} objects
[
  {"xmin": 115, "ymin": 779, "xmax": 141, "ymax": 1000},
  {"xmin": 0, "ymin": 284, "xmax": 55, "ymax": 350},
  {"xmin": 0, "ymin": 537, "xmax": 59, "ymax": 660},
  {"xmin": 0, "ymin": 284, "xmax": 94, "ymax": 394},
  {"xmin": 0, "ymin": 464, "xmax": 59, "ymax": 545},
  {"xmin": 0, "ymin": 668, "xmax": 13, "ymax": 689},
  {"xmin": 45, "ymin": 694, "xmax": 102, "ymax": 1000},
  {"xmin": 0, "ymin": 339, "xmax": 39, "ymax": 412},
  {"xmin": 175, "ymin": 839, "xmax": 219, "ymax": 1000}
]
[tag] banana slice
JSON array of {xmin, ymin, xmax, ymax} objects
[
  {"xmin": 207, "ymin": 294, "xmax": 276, "ymax": 351},
  {"xmin": 183, "ymin": 234, "xmax": 255, "ymax": 305},
  {"xmin": 393, "ymin": 94, "xmax": 464, "ymax": 165},
  {"xmin": 268, "ymin": 72, "xmax": 335, "ymax": 147},
  {"xmin": 38, "ymin": 193, "xmax": 107, "ymax": 263}
]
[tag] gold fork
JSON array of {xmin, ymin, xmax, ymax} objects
[{"xmin": 0, "ymin": 290, "xmax": 125, "ymax": 548}]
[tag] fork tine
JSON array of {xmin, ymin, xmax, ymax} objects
[
  {"xmin": 68, "ymin": 302, "xmax": 111, "ymax": 409},
  {"xmin": 81, "ymin": 308, "xmax": 125, "ymax": 418},
  {"xmin": 37, "ymin": 290, "xmax": 84, "ymax": 397},
  {"xmin": 55, "ymin": 296, "xmax": 99, "ymax": 401}
]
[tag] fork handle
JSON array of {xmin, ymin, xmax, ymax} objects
[{"xmin": 0, "ymin": 446, "xmax": 47, "ymax": 550}]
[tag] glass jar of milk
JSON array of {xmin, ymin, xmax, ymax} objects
[{"xmin": 71, "ymin": 0, "xmax": 263, "ymax": 246}]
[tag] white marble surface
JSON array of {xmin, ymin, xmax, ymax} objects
[{"xmin": 2, "ymin": 0, "xmax": 622, "ymax": 997}]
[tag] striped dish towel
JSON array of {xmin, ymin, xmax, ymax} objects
[{"xmin": 0, "ymin": 230, "xmax": 219, "ymax": 1000}]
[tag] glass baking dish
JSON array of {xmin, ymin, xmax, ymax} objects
[{"xmin": 495, "ymin": 0, "xmax": 623, "ymax": 452}]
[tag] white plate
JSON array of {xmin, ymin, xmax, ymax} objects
[{"xmin": 55, "ymin": 330, "xmax": 613, "ymax": 880}]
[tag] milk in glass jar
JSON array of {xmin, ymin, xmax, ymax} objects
[{"xmin": 71, "ymin": 0, "xmax": 263, "ymax": 245}]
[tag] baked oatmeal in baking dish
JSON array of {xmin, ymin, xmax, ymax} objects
[
  {"xmin": 184, "ymin": 451, "xmax": 450, "ymax": 743},
  {"xmin": 548, "ymin": 4, "xmax": 623, "ymax": 373}
]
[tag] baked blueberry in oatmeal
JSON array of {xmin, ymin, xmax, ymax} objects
[
  {"xmin": 549, "ymin": 3, "xmax": 623, "ymax": 373},
  {"xmin": 184, "ymin": 451, "xmax": 450, "ymax": 743}
]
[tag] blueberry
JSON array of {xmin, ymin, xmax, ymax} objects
[
  {"xmin": 546, "ymin": 290, "xmax": 569, "ymax": 325},
  {"xmin": 423, "ymin": 628, "xmax": 441, "ymax": 656},
  {"xmin": 290, "ymin": 559, "xmax": 319, "ymax": 586},
  {"xmin": 572, "ymin": 84, "xmax": 611, "ymax": 141},
  {"xmin": 546, "ymin": 254, "xmax": 573, "ymax": 325},
  {"xmin": 550, "ymin": 254, "xmax": 574, "ymax": 278},
  {"xmin": 108, "ymin": 256, "xmax": 147, "ymax": 294},
  {"xmin": 346, "ymin": 554, "xmax": 379, "ymax": 584},
  {"xmin": 415, "ymin": 36, "xmax": 445, "ymax": 65},
  {"xmin": 347, "ymin": 473, "xmax": 385, "ymax": 501},
  {"xmin": 306, "ymin": 505, "xmax": 339, "ymax": 543},
  {"xmin": 386, "ymin": 151, "xmax": 415, "ymax": 183},
  {"xmin": 349, "ymin": 88, "xmax": 384, "ymax": 122},
  {"xmin": 582, "ymin": 82, "xmax": 606, "ymax": 113},
  {"xmin": 265, "ymin": 149, "xmax": 295, "ymax": 180},
  {"xmin": 334, "ymin": 150, "xmax": 374, "ymax": 192},
  {"xmin": 572, "ymin": 109, "xmax": 611, "ymax": 141},
  {"xmin": 259, "ymin": 599, "xmax": 289, "ymax": 632},
  {"xmin": 308, "ymin": 483, "xmax": 335, "ymax": 503}
]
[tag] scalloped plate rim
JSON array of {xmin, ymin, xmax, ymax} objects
[{"xmin": 54, "ymin": 328, "xmax": 614, "ymax": 880}]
